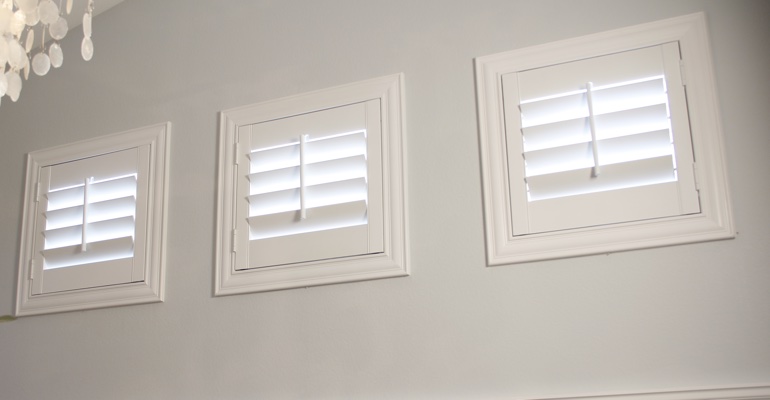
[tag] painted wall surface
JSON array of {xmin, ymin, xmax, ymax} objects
[{"xmin": 1, "ymin": 1, "xmax": 768, "ymax": 399}]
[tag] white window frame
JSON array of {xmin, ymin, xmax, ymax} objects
[
  {"xmin": 215, "ymin": 74, "xmax": 408, "ymax": 295},
  {"xmin": 16, "ymin": 123, "xmax": 170, "ymax": 316},
  {"xmin": 475, "ymin": 12, "xmax": 734, "ymax": 265}
]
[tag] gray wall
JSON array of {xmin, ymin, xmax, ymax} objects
[{"xmin": 1, "ymin": 1, "xmax": 769, "ymax": 398}]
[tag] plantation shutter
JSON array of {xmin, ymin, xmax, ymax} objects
[
  {"xmin": 235, "ymin": 100, "xmax": 384, "ymax": 269},
  {"xmin": 31, "ymin": 147, "xmax": 149, "ymax": 294},
  {"xmin": 502, "ymin": 43, "xmax": 700, "ymax": 235}
]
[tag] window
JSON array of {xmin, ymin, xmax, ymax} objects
[
  {"xmin": 475, "ymin": 13, "xmax": 734, "ymax": 265},
  {"xmin": 16, "ymin": 123, "xmax": 170, "ymax": 315},
  {"xmin": 216, "ymin": 74, "xmax": 408, "ymax": 295},
  {"xmin": 244, "ymin": 100, "xmax": 383, "ymax": 268}
]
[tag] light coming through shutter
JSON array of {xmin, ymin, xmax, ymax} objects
[
  {"xmin": 32, "ymin": 147, "xmax": 149, "ymax": 294},
  {"xmin": 237, "ymin": 100, "xmax": 384, "ymax": 269},
  {"xmin": 519, "ymin": 75, "xmax": 675, "ymax": 201},
  {"xmin": 42, "ymin": 173, "xmax": 136, "ymax": 269},
  {"xmin": 503, "ymin": 43, "xmax": 700, "ymax": 234},
  {"xmin": 249, "ymin": 129, "xmax": 369, "ymax": 239},
  {"xmin": 17, "ymin": 122, "xmax": 169, "ymax": 315}
]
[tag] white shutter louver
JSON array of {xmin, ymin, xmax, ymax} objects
[
  {"xmin": 503, "ymin": 43, "xmax": 700, "ymax": 234},
  {"xmin": 31, "ymin": 147, "xmax": 149, "ymax": 294},
  {"xmin": 520, "ymin": 77, "xmax": 675, "ymax": 200},
  {"xmin": 237, "ymin": 100, "xmax": 384, "ymax": 269},
  {"xmin": 248, "ymin": 130, "xmax": 369, "ymax": 239}
]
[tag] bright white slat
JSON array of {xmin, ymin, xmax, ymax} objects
[
  {"xmin": 524, "ymin": 141, "xmax": 595, "ymax": 177},
  {"xmin": 247, "ymin": 224, "xmax": 370, "ymax": 269},
  {"xmin": 597, "ymin": 129, "xmax": 673, "ymax": 166},
  {"xmin": 46, "ymin": 185, "xmax": 84, "ymax": 211},
  {"xmin": 249, "ymin": 177, "xmax": 367, "ymax": 216},
  {"xmin": 520, "ymin": 92, "xmax": 587, "ymax": 128},
  {"xmin": 42, "ymin": 236, "xmax": 134, "ymax": 270},
  {"xmin": 527, "ymin": 155, "xmax": 676, "ymax": 201},
  {"xmin": 594, "ymin": 103, "xmax": 670, "ymax": 140},
  {"xmin": 590, "ymin": 78, "xmax": 667, "ymax": 115},
  {"xmin": 249, "ymin": 165, "xmax": 300, "ymax": 195},
  {"xmin": 87, "ymin": 175, "xmax": 137, "ymax": 203},
  {"xmin": 86, "ymin": 215, "xmax": 136, "ymax": 243},
  {"xmin": 44, "ymin": 216, "xmax": 135, "ymax": 250},
  {"xmin": 45, "ymin": 175, "xmax": 137, "ymax": 211},
  {"xmin": 522, "ymin": 117, "xmax": 591, "ymax": 152},
  {"xmin": 249, "ymin": 155, "xmax": 367, "ymax": 195},
  {"xmin": 522, "ymin": 104, "xmax": 672, "ymax": 178},
  {"xmin": 85, "ymin": 196, "xmax": 137, "ymax": 223},
  {"xmin": 521, "ymin": 130, "xmax": 673, "ymax": 179},
  {"xmin": 250, "ymin": 143, "xmax": 299, "ymax": 173},
  {"xmin": 248, "ymin": 188, "xmax": 300, "ymax": 216},
  {"xmin": 519, "ymin": 88, "xmax": 668, "ymax": 152},
  {"xmin": 250, "ymin": 130, "xmax": 366, "ymax": 174},
  {"xmin": 304, "ymin": 131, "xmax": 366, "ymax": 164},
  {"xmin": 44, "ymin": 224, "xmax": 83, "ymax": 249},
  {"xmin": 306, "ymin": 155, "xmax": 367, "ymax": 186},
  {"xmin": 249, "ymin": 200, "xmax": 368, "ymax": 240},
  {"xmin": 45, "ymin": 196, "xmax": 136, "ymax": 230},
  {"xmin": 305, "ymin": 177, "xmax": 367, "ymax": 209},
  {"xmin": 44, "ymin": 204, "xmax": 84, "ymax": 230}
]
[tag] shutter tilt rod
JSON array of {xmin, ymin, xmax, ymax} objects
[
  {"xmin": 299, "ymin": 134, "xmax": 308, "ymax": 220},
  {"xmin": 81, "ymin": 177, "xmax": 93, "ymax": 252},
  {"xmin": 586, "ymin": 82, "xmax": 600, "ymax": 178}
]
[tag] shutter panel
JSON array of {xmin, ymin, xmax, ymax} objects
[
  {"xmin": 239, "ymin": 100, "xmax": 383, "ymax": 269},
  {"xmin": 32, "ymin": 147, "xmax": 147, "ymax": 294},
  {"xmin": 503, "ymin": 43, "xmax": 700, "ymax": 234}
]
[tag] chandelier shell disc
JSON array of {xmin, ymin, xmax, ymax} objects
[
  {"xmin": 49, "ymin": 42, "xmax": 63, "ymax": 68},
  {"xmin": 6, "ymin": 71, "xmax": 21, "ymax": 102},
  {"xmin": 32, "ymin": 52, "xmax": 51, "ymax": 76},
  {"xmin": 38, "ymin": 0, "xmax": 59, "ymax": 25},
  {"xmin": 49, "ymin": 16, "xmax": 68, "ymax": 40},
  {"xmin": 81, "ymin": 36, "xmax": 93, "ymax": 61}
]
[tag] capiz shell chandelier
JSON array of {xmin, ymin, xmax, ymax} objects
[{"xmin": 0, "ymin": 0, "xmax": 95, "ymax": 106}]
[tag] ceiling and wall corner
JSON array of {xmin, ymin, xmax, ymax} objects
[{"xmin": 0, "ymin": 1, "xmax": 768, "ymax": 399}]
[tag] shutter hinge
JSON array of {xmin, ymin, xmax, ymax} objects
[
  {"xmin": 231, "ymin": 229, "xmax": 237, "ymax": 253},
  {"xmin": 234, "ymin": 142, "xmax": 241, "ymax": 165},
  {"xmin": 29, "ymin": 259, "xmax": 35, "ymax": 280},
  {"xmin": 34, "ymin": 182, "xmax": 41, "ymax": 202},
  {"xmin": 679, "ymin": 59, "xmax": 687, "ymax": 86}
]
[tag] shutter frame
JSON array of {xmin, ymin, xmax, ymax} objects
[
  {"xmin": 503, "ymin": 42, "xmax": 700, "ymax": 235},
  {"xmin": 216, "ymin": 74, "xmax": 408, "ymax": 295},
  {"xmin": 31, "ymin": 147, "xmax": 146, "ymax": 294},
  {"xmin": 241, "ymin": 100, "xmax": 381, "ymax": 270},
  {"xmin": 475, "ymin": 13, "xmax": 734, "ymax": 265},
  {"xmin": 16, "ymin": 123, "xmax": 170, "ymax": 316}
]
